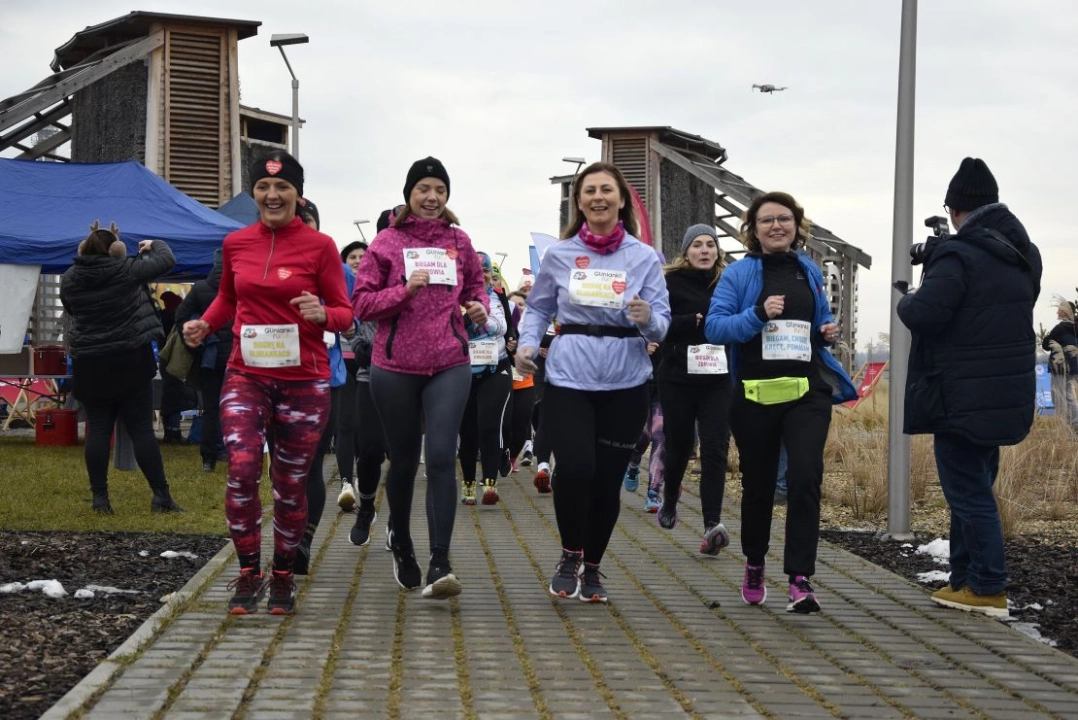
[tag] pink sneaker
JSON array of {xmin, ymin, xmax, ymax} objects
[
  {"xmin": 741, "ymin": 564, "xmax": 767, "ymax": 605},
  {"xmin": 787, "ymin": 575, "xmax": 821, "ymax": 614}
]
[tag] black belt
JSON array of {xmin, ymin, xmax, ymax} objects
[{"xmin": 559, "ymin": 324, "xmax": 640, "ymax": 339}]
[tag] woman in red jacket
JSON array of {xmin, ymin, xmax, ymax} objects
[{"xmin": 183, "ymin": 152, "xmax": 354, "ymax": 616}]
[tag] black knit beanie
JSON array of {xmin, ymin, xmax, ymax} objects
[
  {"xmin": 945, "ymin": 157, "xmax": 998, "ymax": 212},
  {"xmin": 403, "ymin": 157, "xmax": 450, "ymax": 203},
  {"xmin": 376, "ymin": 204, "xmax": 405, "ymax": 232},
  {"xmin": 297, "ymin": 197, "xmax": 319, "ymax": 229},
  {"xmin": 250, "ymin": 151, "xmax": 304, "ymax": 197}
]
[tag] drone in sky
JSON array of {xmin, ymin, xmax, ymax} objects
[{"xmin": 752, "ymin": 84, "xmax": 788, "ymax": 94}]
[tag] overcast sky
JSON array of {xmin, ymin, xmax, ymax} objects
[{"xmin": 3, "ymin": 1, "xmax": 1077, "ymax": 342}]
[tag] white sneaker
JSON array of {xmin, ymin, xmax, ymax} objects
[{"xmin": 337, "ymin": 481, "xmax": 356, "ymax": 512}]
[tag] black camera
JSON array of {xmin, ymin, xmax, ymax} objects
[{"xmin": 910, "ymin": 215, "xmax": 951, "ymax": 265}]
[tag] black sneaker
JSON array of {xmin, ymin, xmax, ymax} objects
[
  {"xmin": 549, "ymin": 549, "xmax": 582, "ymax": 600},
  {"xmin": 499, "ymin": 449, "xmax": 512, "ymax": 478},
  {"xmin": 151, "ymin": 495, "xmax": 185, "ymax": 513},
  {"xmin": 266, "ymin": 570, "xmax": 296, "ymax": 615},
  {"xmin": 384, "ymin": 521, "xmax": 394, "ymax": 552},
  {"xmin": 292, "ymin": 538, "xmax": 312, "ymax": 575},
  {"xmin": 658, "ymin": 501, "xmax": 678, "ymax": 530},
  {"xmin": 201, "ymin": 459, "xmax": 215, "ymax": 472},
  {"xmin": 390, "ymin": 536, "xmax": 422, "ymax": 590},
  {"xmin": 350, "ymin": 507, "xmax": 377, "ymax": 547},
  {"xmin": 579, "ymin": 562, "xmax": 608, "ymax": 604},
  {"xmin": 422, "ymin": 549, "xmax": 462, "ymax": 599},
  {"xmin": 92, "ymin": 492, "xmax": 114, "ymax": 515},
  {"xmin": 521, "ymin": 450, "xmax": 533, "ymax": 467},
  {"xmin": 227, "ymin": 568, "xmax": 265, "ymax": 615}
]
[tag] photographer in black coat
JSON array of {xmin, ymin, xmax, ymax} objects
[{"xmin": 898, "ymin": 157, "xmax": 1042, "ymax": 618}]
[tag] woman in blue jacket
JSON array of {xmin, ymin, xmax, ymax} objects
[{"xmin": 704, "ymin": 191, "xmax": 855, "ymax": 614}]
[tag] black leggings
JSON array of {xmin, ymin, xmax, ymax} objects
[
  {"xmin": 82, "ymin": 380, "xmax": 169, "ymax": 496},
  {"xmin": 336, "ymin": 358, "xmax": 361, "ymax": 483},
  {"xmin": 729, "ymin": 383, "xmax": 832, "ymax": 579},
  {"xmin": 458, "ymin": 368, "xmax": 513, "ymax": 483},
  {"xmin": 544, "ymin": 383, "xmax": 649, "ymax": 564},
  {"xmin": 354, "ymin": 379, "xmax": 386, "ymax": 501},
  {"xmin": 370, "ymin": 364, "xmax": 471, "ymax": 553},
  {"xmin": 509, "ymin": 385, "xmax": 536, "ymax": 459},
  {"xmin": 198, "ymin": 367, "xmax": 225, "ymax": 463},
  {"xmin": 659, "ymin": 378, "xmax": 731, "ymax": 527},
  {"xmin": 303, "ymin": 385, "xmax": 339, "ymax": 531}
]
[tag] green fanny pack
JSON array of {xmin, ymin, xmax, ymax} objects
[{"xmin": 742, "ymin": 376, "xmax": 809, "ymax": 405}]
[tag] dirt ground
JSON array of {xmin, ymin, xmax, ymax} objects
[{"xmin": 1, "ymin": 524, "xmax": 1076, "ymax": 720}]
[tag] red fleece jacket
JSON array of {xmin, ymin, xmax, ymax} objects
[{"xmin": 202, "ymin": 217, "xmax": 354, "ymax": 381}]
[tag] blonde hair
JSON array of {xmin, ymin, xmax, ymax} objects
[{"xmin": 664, "ymin": 252, "xmax": 724, "ymax": 288}]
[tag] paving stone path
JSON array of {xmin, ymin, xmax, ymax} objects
[{"xmin": 44, "ymin": 467, "xmax": 1078, "ymax": 719}]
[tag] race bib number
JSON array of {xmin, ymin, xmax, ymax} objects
[
  {"xmin": 469, "ymin": 339, "xmax": 498, "ymax": 366},
  {"xmin": 687, "ymin": 344, "xmax": 728, "ymax": 374},
  {"xmin": 568, "ymin": 268, "xmax": 628, "ymax": 309},
  {"xmin": 762, "ymin": 320, "xmax": 811, "ymax": 362},
  {"xmin": 512, "ymin": 366, "xmax": 526, "ymax": 382},
  {"xmin": 404, "ymin": 247, "xmax": 458, "ymax": 286},
  {"xmin": 240, "ymin": 324, "xmax": 301, "ymax": 367}
]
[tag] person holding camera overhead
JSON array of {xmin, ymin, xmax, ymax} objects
[
  {"xmin": 704, "ymin": 191, "xmax": 856, "ymax": 614},
  {"xmin": 898, "ymin": 157, "xmax": 1041, "ymax": 618}
]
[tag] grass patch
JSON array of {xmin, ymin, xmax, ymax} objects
[{"xmin": 0, "ymin": 436, "xmax": 272, "ymax": 535}]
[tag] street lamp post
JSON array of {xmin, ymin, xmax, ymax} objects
[
  {"xmin": 353, "ymin": 219, "xmax": 370, "ymax": 241},
  {"xmin": 269, "ymin": 33, "xmax": 309, "ymax": 160}
]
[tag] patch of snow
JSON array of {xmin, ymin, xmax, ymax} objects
[
  {"xmin": 160, "ymin": 550, "xmax": 198, "ymax": 560},
  {"xmin": 916, "ymin": 538, "xmax": 950, "ymax": 565},
  {"xmin": 1011, "ymin": 623, "xmax": 1058, "ymax": 647},
  {"xmin": 916, "ymin": 570, "xmax": 951, "ymax": 584},
  {"xmin": 74, "ymin": 589, "xmax": 95, "ymax": 599},
  {"xmin": 139, "ymin": 550, "xmax": 150, "ymax": 557},
  {"xmin": 27, "ymin": 579, "xmax": 67, "ymax": 598},
  {"xmin": 901, "ymin": 543, "xmax": 913, "ymax": 548},
  {"xmin": 83, "ymin": 584, "xmax": 139, "ymax": 595},
  {"xmin": 1018, "ymin": 602, "xmax": 1045, "ymax": 612},
  {"xmin": 0, "ymin": 582, "xmax": 26, "ymax": 594}
]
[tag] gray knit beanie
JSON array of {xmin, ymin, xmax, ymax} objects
[{"xmin": 681, "ymin": 223, "xmax": 718, "ymax": 255}]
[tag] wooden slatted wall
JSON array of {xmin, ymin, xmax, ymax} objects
[
  {"xmin": 164, "ymin": 29, "xmax": 226, "ymax": 207},
  {"xmin": 610, "ymin": 136, "xmax": 649, "ymax": 205}
]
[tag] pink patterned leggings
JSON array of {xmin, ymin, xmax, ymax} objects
[{"xmin": 220, "ymin": 370, "xmax": 330, "ymax": 561}]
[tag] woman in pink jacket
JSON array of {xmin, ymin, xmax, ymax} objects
[{"xmin": 352, "ymin": 157, "xmax": 489, "ymax": 600}]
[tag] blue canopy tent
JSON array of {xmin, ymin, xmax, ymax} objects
[
  {"xmin": 0, "ymin": 159, "xmax": 244, "ymax": 276},
  {"xmin": 216, "ymin": 192, "xmax": 259, "ymax": 226}
]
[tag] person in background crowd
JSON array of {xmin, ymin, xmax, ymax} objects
[
  {"xmin": 1042, "ymin": 297, "xmax": 1078, "ymax": 431},
  {"xmin": 334, "ymin": 239, "xmax": 368, "ymax": 512},
  {"xmin": 624, "ymin": 342, "xmax": 664, "ymax": 509},
  {"xmin": 529, "ymin": 325, "xmax": 557, "ymax": 493},
  {"xmin": 899, "ymin": 157, "xmax": 1041, "ymax": 618},
  {"xmin": 507, "ymin": 290, "xmax": 527, "ymax": 329},
  {"xmin": 517, "ymin": 161, "xmax": 670, "ymax": 603},
  {"xmin": 158, "ymin": 290, "xmax": 188, "ymax": 443},
  {"xmin": 183, "ymin": 152, "xmax": 354, "ymax": 616},
  {"xmin": 458, "ymin": 251, "xmax": 513, "ymax": 505},
  {"xmin": 61, "ymin": 222, "xmax": 184, "ymax": 515},
  {"xmin": 175, "ymin": 249, "xmax": 232, "ymax": 472},
  {"xmin": 705, "ymin": 190, "xmax": 856, "ymax": 614},
  {"xmin": 291, "ymin": 198, "xmax": 356, "ymax": 576},
  {"xmin": 352, "ymin": 157, "xmax": 488, "ymax": 600},
  {"xmin": 657, "ymin": 224, "xmax": 733, "ymax": 557}
]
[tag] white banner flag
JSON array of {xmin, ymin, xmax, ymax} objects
[{"xmin": 0, "ymin": 265, "xmax": 40, "ymax": 353}]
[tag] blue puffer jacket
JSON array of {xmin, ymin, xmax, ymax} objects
[{"xmin": 704, "ymin": 251, "xmax": 857, "ymax": 404}]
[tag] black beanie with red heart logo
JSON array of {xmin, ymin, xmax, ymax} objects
[{"xmin": 250, "ymin": 151, "xmax": 304, "ymax": 197}]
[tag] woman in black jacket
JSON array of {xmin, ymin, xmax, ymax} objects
[
  {"xmin": 656, "ymin": 224, "xmax": 732, "ymax": 555},
  {"xmin": 60, "ymin": 224, "xmax": 183, "ymax": 514},
  {"xmin": 176, "ymin": 248, "xmax": 233, "ymax": 470}
]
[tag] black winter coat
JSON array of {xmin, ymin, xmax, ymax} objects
[
  {"xmin": 658, "ymin": 268, "xmax": 730, "ymax": 385},
  {"xmin": 897, "ymin": 203, "xmax": 1042, "ymax": 446},
  {"xmin": 175, "ymin": 250, "xmax": 233, "ymax": 371},
  {"xmin": 1041, "ymin": 320, "xmax": 1078, "ymax": 376},
  {"xmin": 60, "ymin": 240, "xmax": 176, "ymax": 358}
]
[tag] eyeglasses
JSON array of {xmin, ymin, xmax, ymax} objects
[{"xmin": 756, "ymin": 214, "xmax": 795, "ymax": 227}]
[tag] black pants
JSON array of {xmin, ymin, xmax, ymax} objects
[
  {"xmin": 729, "ymin": 383, "xmax": 832, "ymax": 579},
  {"xmin": 82, "ymin": 379, "xmax": 169, "ymax": 496},
  {"xmin": 336, "ymin": 358, "xmax": 361, "ymax": 483},
  {"xmin": 531, "ymin": 360, "xmax": 552, "ymax": 465},
  {"xmin": 509, "ymin": 384, "xmax": 536, "ymax": 459},
  {"xmin": 198, "ymin": 367, "xmax": 225, "ymax": 463},
  {"xmin": 370, "ymin": 364, "xmax": 471, "ymax": 553},
  {"xmin": 659, "ymin": 378, "xmax": 731, "ymax": 527},
  {"xmin": 354, "ymin": 379, "xmax": 386, "ymax": 501},
  {"xmin": 304, "ymin": 386, "xmax": 338, "ymax": 531},
  {"xmin": 544, "ymin": 383, "xmax": 649, "ymax": 564},
  {"xmin": 458, "ymin": 368, "xmax": 513, "ymax": 483}
]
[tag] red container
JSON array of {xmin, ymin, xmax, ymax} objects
[
  {"xmin": 33, "ymin": 345, "xmax": 67, "ymax": 376},
  {"xmin": 36, "ymin": 409, "xmax": 78, "ymax": 446}
]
